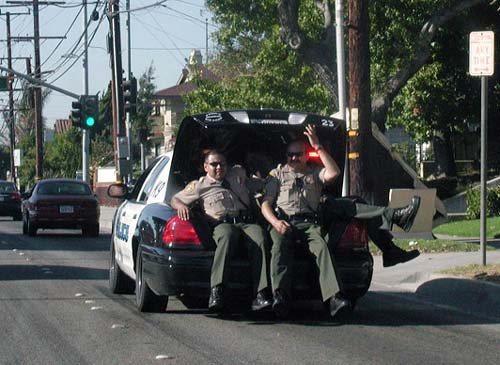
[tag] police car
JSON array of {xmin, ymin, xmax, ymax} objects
[{"xmin": 108, "ymin": 110, "xmax": 373, "ymax": 313}]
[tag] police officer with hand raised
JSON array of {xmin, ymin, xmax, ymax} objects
[{"xmin": 261, "ymin": 125, "xmax": 421, "ymax": 319}]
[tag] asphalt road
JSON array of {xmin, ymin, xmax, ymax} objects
[{"xmin": 1, "ymin": 218, "xmax": 500, "ymax": 364}]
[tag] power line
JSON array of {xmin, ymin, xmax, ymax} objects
[
  {"xmin": 41, "ymin": 4, "xmax": 83, "ymax": 67},
  {"xmin": 131, "ymin": 11, "xmax": 184, "ymax": 67}
]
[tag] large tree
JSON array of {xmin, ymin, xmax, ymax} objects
[{"xmin": 202, "ymin": 0, "xmax": 499, "ymax": 179}]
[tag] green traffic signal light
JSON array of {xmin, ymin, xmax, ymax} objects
[{"xmin": 85, "ymin": 116, "xmax": 95, "ymax": 127}]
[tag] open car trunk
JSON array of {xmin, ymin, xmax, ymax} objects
[{"xmin": 166, "ymin": 110, "xmax": 346, "ymax": 202}]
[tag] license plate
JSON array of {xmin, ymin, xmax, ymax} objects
[{"xmin": 59, "ymin": 205, "xmax": 74, "ymax": 213}]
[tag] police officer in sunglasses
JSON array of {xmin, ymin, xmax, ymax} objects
[
  {"xmin": 261, "ymin": 125, "xmax": 421, "ymax": 319},
  {"xmin": 171, "ymin": 149, "xmax": 272, "ymax": 314}
]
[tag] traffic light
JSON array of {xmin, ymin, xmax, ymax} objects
[
  {"xmin": 122, "ymin": 76, "xmax": 137, "ymax": 116},
  {"xmin": 71, "ymin": 100, "xmax": 83, "ymax": 128},
  {"xmin": 81, "ymin": 94, "xmax": 99, "ymax": 129},
  {"xmin": 71, "ymin": 95, "xmax": 99, "ymax": 129}
]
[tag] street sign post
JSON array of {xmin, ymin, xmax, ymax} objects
[
  {"xmin": 469, "ymin": 31, "xmax": 494, "ymax": 76},
  {"xmin": 469, "ymin": 31, "xmax": 495, "ymax": 266}
]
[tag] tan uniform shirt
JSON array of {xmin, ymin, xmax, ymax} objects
[
  {"xmin": 173, "ymin": 166, "xmax": 250, "ymax": 221},
  {"xmin": 264, "ymin": 164, "xmax": 326, "ymax": 216}
]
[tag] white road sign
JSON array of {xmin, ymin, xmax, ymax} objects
[
  {"xmin": 14, "ymin": 149, "xmax": 22, "ymax": 167},
  {"xmin": 469, "ymin": 31, "xmax": 495, "ymax": 76}
]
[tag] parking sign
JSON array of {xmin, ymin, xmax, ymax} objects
[{"xmin": 469, "ymin": 31, "xmax": 495, "ymax": 76}]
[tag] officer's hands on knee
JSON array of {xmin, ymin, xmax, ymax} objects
[{"xmin": 273, "ymin": 220, "xmax": 292, "ymax": 235}]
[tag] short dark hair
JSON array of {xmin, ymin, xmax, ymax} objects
[
  {"xmin": 203, "ymin": 149, "xmax": 225, "ymax": 163},
  {"xmin": 286, "ymin": 139, "xmax": 307, "ymax": 151}
]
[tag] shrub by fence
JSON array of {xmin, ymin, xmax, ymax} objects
[{"xmin": 466, "ymin": 186, "xmax": 500, "ymax": 219}]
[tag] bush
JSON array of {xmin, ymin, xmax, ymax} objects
[{"xmin": 466, "ymin": 186, "xmax": 500, "ymax": 219}]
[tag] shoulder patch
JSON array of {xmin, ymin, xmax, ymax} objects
[
  {"xmin": 185, "ymin": 181, "xmax": 197, "ymax": 193},
  {"xmin": 268, "ymin": 169, "xmax": 277, "ymax": 178}
]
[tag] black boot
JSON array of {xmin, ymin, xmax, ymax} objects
[
  {"xmin": 272, "ymin": 289, "xmax": 290, "ymax": 319},
  {"xmin": 208, "ymin": 285, "xmax": 224, "ymax": 312},
  {"xmin": 328, "ymin": 293, "xmax": 351, "ymax": 318},
  {"xmin": 251, "ymin": 289, "xmax": 273, "ymax": 311},
  {"xmin": 392, "ymin": 196, "xmax": 421, "ymax": 232},
  {"xmin": 383, "ymin": 247, "xmax": 420, "ymax": 267}
]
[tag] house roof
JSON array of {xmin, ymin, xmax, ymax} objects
[
  {"xmin": 154, "ymin": 64, "xmax": 220, "ymax": 98},
  {"xmin": 154, "ymin": 81, "xmax": 197, "ymax": 98},
  {"xmin": 54, "ymin": 119, "xmax": 72, "ymax": 134}
]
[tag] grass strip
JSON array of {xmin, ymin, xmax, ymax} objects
[{"xmin": 439, "ymin": 264, "xmax": 500, "ymax": 284}]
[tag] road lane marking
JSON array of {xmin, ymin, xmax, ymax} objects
[{"xmin": 155, "ymin": 355, "xmax": 175, "ymax": 360}]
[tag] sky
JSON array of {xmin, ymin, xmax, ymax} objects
[{"xmin": 0, "ymin": 0, "xmax": 213, "ymax": 129}]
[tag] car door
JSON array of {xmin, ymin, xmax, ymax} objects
[{"xmin": 114, "ymin": 155, "xmax": 170, "ymax": 278}]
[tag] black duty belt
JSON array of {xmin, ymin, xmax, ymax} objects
[
  {"xmin": 217, "ymin": 212, "xmax": 255, "ymax": 225},
  {"xmin": 288, "ymin": 213, "xmax": 319, "ymax": 225}
]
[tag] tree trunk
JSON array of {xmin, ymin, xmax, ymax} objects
[{"xmin": 432, "ymin": 131, "xmax": 457, "ymax": 177}]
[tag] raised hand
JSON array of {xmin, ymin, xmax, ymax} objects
[{"xmin": 304, "ymin": 124, "xmax": 321, "ymax": 151}]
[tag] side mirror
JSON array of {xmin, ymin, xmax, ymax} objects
[{"xmin": 107, "ymin": 183, "xmax": 128, "ymax": 199}]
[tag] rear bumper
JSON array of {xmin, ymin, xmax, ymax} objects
[
  {"xmin": 30, "ymin": 215, "xmax": 99, "ymax": 229},
  {"xmin": 141, "ymin": 246, "xmax": 373, "ymax": 300}
]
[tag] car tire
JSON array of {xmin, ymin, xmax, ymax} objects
[
  {"xmin": 82, "ymin": 224, "xmax": 100, "ymax": 237},
  {"xmin": 27, "ymin": 217, "xmax": 37, "ymax": 236},
  {"xmin": 22, "ymin": 215, "xmax": 28, "ymax": 235},
  {"xmin": 135, "ymin": 246, "xmax": 168, "ymax": 313},
  {"xmin": 109, "ymin": 240, "xmax": 135, "ymax": 294}
]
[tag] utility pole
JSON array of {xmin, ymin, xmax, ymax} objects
[
  {"xmin": 82, "ymin": 0, "xmax": 89, "ymax": 183},
  {"xmin": 126, "ymin": 0, "xmax": 133, "ymax": 180},
  {"xmin": 205, "ymin": 17, "xmax": 209, "ymax": 63},
  {"xmin": 32, "ymin": 0, "xmax": 43, "ymax": 181},
  {"xmin": 335, "ymin": 0, "xmax": 348, "ymax": 196},
  {"xmin": 347, "ymin": 0, "xmax": 371, "ymax": 201},
  {"xmin": 108, "ymin": 0, "xmax": 129, "ymax": 181},
  {"xmin": 6, "ymin": 12, "xmax": 16, "ymax": 186},
  {"xmin": 5, "ymin": 0, "xmax": 65, "ymax": 181}
]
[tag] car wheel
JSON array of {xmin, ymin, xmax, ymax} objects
[
  {"xmin": 27, "ymin": 217, "xmax": 37, "ymax": 236},
  {"xmin": 135, "ymin": 246, "xmax": 168, "ymax": 313},
  {"xmin": 22, "ymin": 215, "xmax": 28, "ymax": 235},
  {"xmin": 109, "ymin": 239, "xmax": 135, "ymax": 294},
  {"xmin": 82, "ymin": 224, "xmax": 100, "ymax": 237}
]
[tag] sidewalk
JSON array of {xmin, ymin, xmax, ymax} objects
[
  {"xmin": 371, "ymin": 251, "xmax": 500, "ymax": 319},
  {"xmin": 99, "ymin": 206, "xmax": 500, "ymax": 319}
]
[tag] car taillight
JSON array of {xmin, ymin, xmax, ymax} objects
[
  {"xmin": 336, "ymin": 219, "xmax": 368, "ymax": 251},
  {"xmin": 162, "ymin": 216, "xmax": 201, "ymax": 247},
  {"xmin": 11, "ymin": 192, "xmax": 21, "ymax": 201}
]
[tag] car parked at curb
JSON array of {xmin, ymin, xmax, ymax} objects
[
  {"xmin": 22, "ymin": 178, "xmax": 100, "ymax": 237},
  {"xmin": 0, "ymin": 180, "xmax": 22, "ymax": 221},
  {"xmin": 108, "ymin": 110, "xmax": 373, "ymax": 314}
]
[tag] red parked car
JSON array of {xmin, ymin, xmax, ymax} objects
[{"xmin": 22, "ymin": 178, "xmax": 100, "ymax": 237}]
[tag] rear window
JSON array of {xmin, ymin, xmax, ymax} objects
[
  {"xmin": 37, "ymin": 182, "xmax": 91, "ymax": 196},
  {"xmin": 0, "ymin": 182, "xmax": 16, "ymax": 193}
]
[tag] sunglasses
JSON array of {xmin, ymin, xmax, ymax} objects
[
  {"xmin": 287, "ymin": 152, "xmax": 304, "ymax": 158},
  {"xmin": 208, "ymin": 161, "xmax": 226, "ymax": 167}
]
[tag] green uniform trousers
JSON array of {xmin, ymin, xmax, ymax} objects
[
  {"xmin": 211, "ymin": 222, "xmax": 269, "ymax": 294},
  {"xmin": 270, "ymin": 222, "xmax": 339, "ymax": 302}
]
